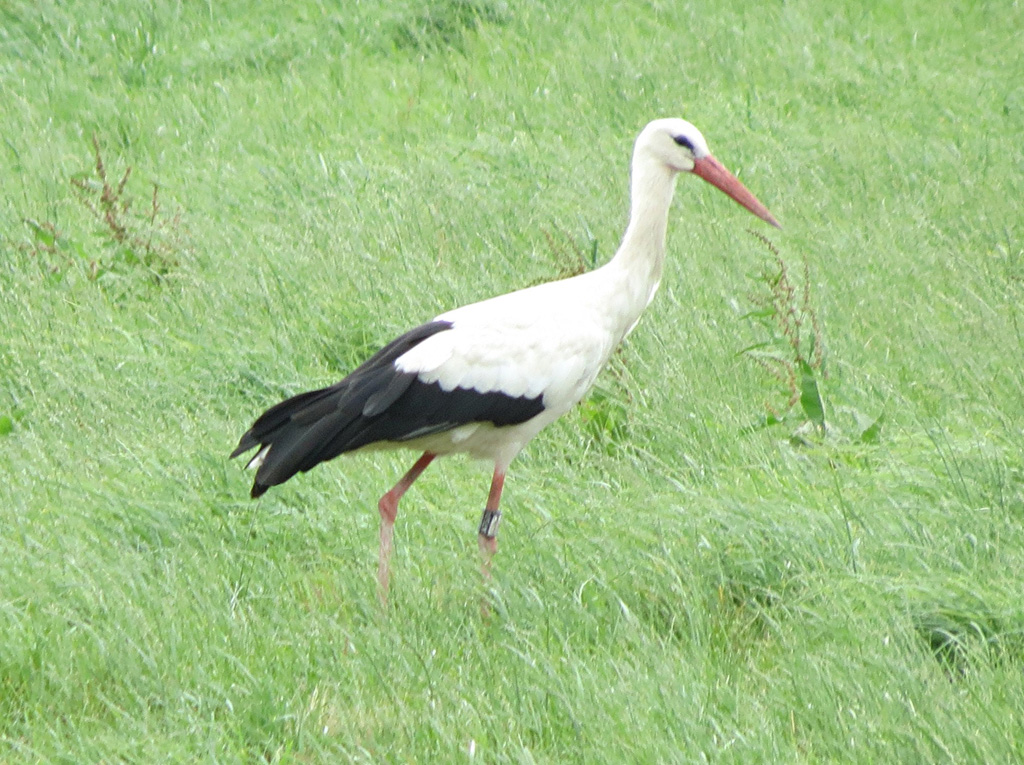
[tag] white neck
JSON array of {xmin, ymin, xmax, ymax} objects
[{"xmin": 599, "ymin": 152, "xmax": 679, "ymax": 337}]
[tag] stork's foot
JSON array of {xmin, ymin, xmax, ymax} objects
[
  {"xmin": 377, "ymin": 491, "xmax": 399, "ymax": 605},
  {"xmin": 478, "ymin": 510, "xmax": 501, "ymax": 619},
  {"xmin": 376, "ymin": 452, "xmax": 437, "ymax": 605},
  {"xmin": 478, "ymin": 509, "xmax": 500, "ymax": 578}
]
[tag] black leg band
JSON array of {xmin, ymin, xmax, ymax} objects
[{"xmin": 478, "ymin": 509, "xmax": 501, "ymax": 539}]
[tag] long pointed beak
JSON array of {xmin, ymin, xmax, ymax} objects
[{"xmin": 692, "ymin": 155, "xmax": 780, "ymax": 229}]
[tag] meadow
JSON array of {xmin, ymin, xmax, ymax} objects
[{"xmin": 1, "ymin": 0, "xmax": 1023, "ymax": 760}]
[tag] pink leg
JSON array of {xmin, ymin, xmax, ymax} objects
[
  {"xmin": 477, "ymin": 469, "xmax": 506, "ymax": 582},
  {"xmin": 378, "ymin": 452, "xmax": 435, "ymax": 602}
]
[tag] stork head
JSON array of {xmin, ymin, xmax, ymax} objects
[{"xmin": 636, "ymin": 118, "xmax": 780, "ymax": 228}]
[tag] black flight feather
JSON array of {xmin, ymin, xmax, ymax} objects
[{"xmin": 232, "ymin": 320, "xmax": 545, "ymax": 497}]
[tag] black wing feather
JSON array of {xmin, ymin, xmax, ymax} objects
[{"xmin": 232, "ymin": 320, "xmax": 545, "ymax": 497}]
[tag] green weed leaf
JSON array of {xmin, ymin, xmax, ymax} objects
[
  {"xmin": 859, "ymin": 412, "xmax": 885, "ymax": 444},
  {"xmin": 798, "ymin": 360, "xmax": 826, "ymax": 428},
  {"xmin": 26, "ymin": 219, "xmax": 56, "ymax": 248}
]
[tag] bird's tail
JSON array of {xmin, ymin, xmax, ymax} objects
[
  {"xmin": 231, "ymin": 385, "xmax": 361, "ymax": 497},
  {"xmin": 230, "ymin": 322, "xmax": 460, "ymax": 497}
]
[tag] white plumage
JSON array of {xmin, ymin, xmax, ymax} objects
[{"xmin": 233, "ymin": 117, "xmax": 779, "ymax": 599}]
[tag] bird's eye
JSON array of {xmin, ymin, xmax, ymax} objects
[{"xmin": 672, "ymin": 134, "xmax": 695, "ymax": 152}]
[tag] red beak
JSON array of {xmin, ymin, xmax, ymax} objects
[{"xmin": 692, "ymin": 155, "xmax": 780, "ymax": 229}]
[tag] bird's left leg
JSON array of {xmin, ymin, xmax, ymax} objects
[
  {"xmin": 477, "ymin": 468, "xmax": 506, "ymax": 583},
  {"xmin": 377, "ymin": 451, "xmax": 435, "ymax": 603}
]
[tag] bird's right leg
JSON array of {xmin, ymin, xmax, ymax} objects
[
  {"xmin": 377, "ymin": 451, "xmax": 435, "ymax": 603},
  {"xmin": 477, "ymin": 469, "xmax": 506, "ymax": 583},
  {"xmin": 476, "ymin": 468, "xmax": 506, "ymax": 620}
]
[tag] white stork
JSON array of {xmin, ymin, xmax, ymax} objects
[{"xmin": 232, "ymin": 118, "xmax": 779, "ymax": 598}]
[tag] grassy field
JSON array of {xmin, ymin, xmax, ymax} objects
[{"xmin": 2, "ymin": 0, "xmax": 1023, "ymax": 760}]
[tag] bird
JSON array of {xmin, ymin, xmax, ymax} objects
[{"xmin": 232, "ymin": 117, "xmax": 779, "ymax": 600}]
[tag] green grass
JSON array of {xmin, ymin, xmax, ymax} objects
[{"xmin": 2, "ymin": 0, "xmax": 1023, "ymax": 760}]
